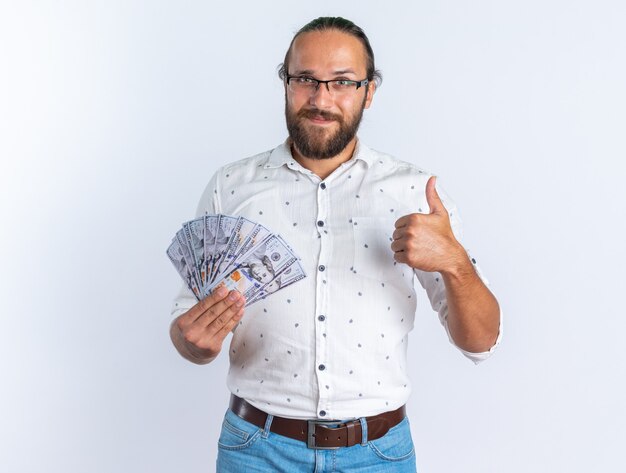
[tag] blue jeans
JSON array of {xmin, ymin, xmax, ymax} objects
[{"xmin": 216, "ymin": 408, "xmax": 417, "ymax": 472}]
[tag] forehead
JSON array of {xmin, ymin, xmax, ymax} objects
[{"xmin": 289, "ymin": 29, "xmax": 368, "ymax": 76}]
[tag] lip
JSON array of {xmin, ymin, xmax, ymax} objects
[{"xmin": 307, "ymin": 116, "xmax": 335, "ymax": 125}]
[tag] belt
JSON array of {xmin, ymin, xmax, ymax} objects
[{"xmin": 229, "ymin": 395, "xmax": 406, "ymax": 449}]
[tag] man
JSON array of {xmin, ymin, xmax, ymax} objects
[{"xmin": 170, "ymin": 17, "xmax": 501, "ymax": 472}]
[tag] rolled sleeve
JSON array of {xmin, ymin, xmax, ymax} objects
[
  {"xmin": 414, "ymin": 182, "xmax": 502, "ymax": 363},
  {"xmin": 414, "ymin": 253, "xmax": 502, "ymax": 364}
]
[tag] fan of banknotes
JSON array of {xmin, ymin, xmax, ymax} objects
[{"xmin": 167, "ymin": 215, "xmax": 306, "ymax": 306}]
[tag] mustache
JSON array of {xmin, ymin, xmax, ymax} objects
[{"xmin": 297, "ymin": 108, "xmax": 342, "ymax": 122}]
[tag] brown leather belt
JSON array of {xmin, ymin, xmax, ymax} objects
[{"xmin": 229, "ymin": 395, "xmax": 406, "ymax": 449}]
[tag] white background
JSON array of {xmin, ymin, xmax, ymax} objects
[{"xmin": 1, "ymin": 1, "xmax": 625, "ymax": 472}]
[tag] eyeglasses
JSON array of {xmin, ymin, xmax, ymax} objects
[{"xmin": 286, "ymin": 75, "xmax": 369, "ymax": 96}]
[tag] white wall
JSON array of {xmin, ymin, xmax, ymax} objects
[{"xmin": 1, "ymin": 1, "xmax": 625, "ymax": 472}]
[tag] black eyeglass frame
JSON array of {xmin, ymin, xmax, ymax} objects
[{"xmin": 286, "ymin": 75, "xmax": 370, "ymax": 92}]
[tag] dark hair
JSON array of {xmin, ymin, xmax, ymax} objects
[{"xmin": 278, "ymin": 17, "xmax": 383, "ymax": 87}]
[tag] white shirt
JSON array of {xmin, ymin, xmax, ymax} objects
[{"xmin": 171, "ymin": 139, "xmax": 502, "ymax": 420}]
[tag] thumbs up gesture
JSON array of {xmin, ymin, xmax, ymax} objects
[{"xmin": 391, "ymin": 176, "xmax": 466, "ymax": 273}]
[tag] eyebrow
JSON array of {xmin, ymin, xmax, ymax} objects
[
  {"xmin": 333, "ymin": 69, "xmax": 357, "ymax": 75},
  {"xmin": 291, "ymin": 69, "xmax": 357, "ymax": 76}
]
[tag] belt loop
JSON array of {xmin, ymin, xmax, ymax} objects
[
  {"xmin": 262, "ymin": 414, "xmax": 274, "ymax": 439},
  {"xmin": 346, "ymin": 421, "xmax": 356, "ymax": 446},
  {"xmin": 359, "ymin": 417, "xmax": 368, "ymax": 445}
]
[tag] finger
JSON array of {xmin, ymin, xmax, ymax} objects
[
  {"xmin": 392, "ymin": 226, "xmax": 408, "ymax": 241},
  {"xmin": 394, "ymin": 215, "xmax": 409, "ymax": 229},
  {"xmin": 204, "ymin": 294, "xmax": 246, "ymax": 337},
  {"xmin": 214, "ymin": 306, "xmax": 245, "ymax": 340},
  {"xmin": 390, "ymin": 238, "xmax": 407, "ymax": 253},
  {"xmin": 197, "ymin": 290, "xmax": 244, "ymax": 328},
  {"xmin": 393, "ymin": 249, "xmax": 407, "ymax": 264},
  {"xmin": 426, "ymin": 176, "xmax": 445, "ymax": 215},
  {"xmin": 181, "ymin": 285, "xmax": 230, "ymax": 324},
  {"xmin": 178, "ymin": 293, "xmax": 245, "ymax": 359},
  {"xmin": 201, "ymin": 285, "xmax": 231, "ymax": 313}
]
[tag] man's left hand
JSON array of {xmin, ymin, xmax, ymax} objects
[{"xmin": 391, "ymin": 176, "xmax": 466, "ymax": 273}]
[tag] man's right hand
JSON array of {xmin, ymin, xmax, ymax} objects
[{"xmin": 170, "ymin": 285, "xmax": 246, "ymax": 364}]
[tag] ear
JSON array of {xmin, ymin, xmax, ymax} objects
[{"xmin": 364, "ymin": 81, "xmax": 376, "ymax": 109}]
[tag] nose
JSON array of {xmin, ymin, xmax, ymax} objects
[{"xmin": 309, "ymin": 82, "xmax": 333, "ymax": 109}]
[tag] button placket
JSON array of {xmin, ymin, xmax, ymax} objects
[{"xmin": 314, "ymin": 177, "xmax": 332, "ymax": 418}]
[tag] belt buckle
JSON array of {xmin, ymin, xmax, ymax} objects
[{"xmin": 307, "ymin": 419, "xmax": 342, "ymax": 450}]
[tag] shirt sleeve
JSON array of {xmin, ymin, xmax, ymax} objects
[
  {"xmin": 170, "ymin": 170, "xmax": 222, "ymax": 319},
  {"xmin": 413, "ymin": 181, "xmax": 502, "ymax": 364}
]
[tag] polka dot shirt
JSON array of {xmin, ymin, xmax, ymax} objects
[{"xmin": 171, "ymin": 139, "xmax": 501, "ymax": 420}]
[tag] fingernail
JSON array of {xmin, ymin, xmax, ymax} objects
[
  {"xmin": 228, "ymin": 290, "xmax": 240, "ymax": 301},
  {"xmin": 216, "ymin": 286, "xmax": 227, "ymax": 297}
]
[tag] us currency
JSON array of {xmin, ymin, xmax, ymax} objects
[
  {"xmin": 203, "ymin": 214, "xmax": 219, "ymax": 290},
  {"xmin": 213, "ymin": 216, "xmax": 255, "ymax": 279},
  {"xmin": 247, "ymin": 259, "xmax": 307, "ymax": 305},
  {"xmin": 208, "ymin": 234, "xmax": 297, "ymax": 301},
  {"xmin": 238, "ymin": 234, "xmax": 297, "ymax": 276},
  {"xmin": 220, "ymin": 222, "xmax": 271, "ymax": 277},
  {"xmin": 183, "ymin": 218, "xmax": 206, "ymax": 287},
  {"xmin": 209, "ymin": 214, "xmax": 238, "ymax": 284},
  {"xmin": 176, "ymin": 230, "xmax": 199, "ymax": 287},
  {"xmin": 167, "ymin": 237, "xmax": 201, "ymax": 300},
  {"xmin": 208, "ymin": 266, "xmax": 267, "ymax": 301},
  {"xmin": 169, "ymin": 214, "xmax": 307, "ymax": 304}
]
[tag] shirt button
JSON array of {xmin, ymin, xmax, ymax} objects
[
  {"xmin": 318, "ymin": 315, "xmax": 325, "ymax": 321},
  {"xmin": 318, "ymin": 265, "xmax": 325, "ymax": 272},
  {"xmin": 317, "ymin": 220, "xmax": 324, "ymax": 227},
  {"xmin": 319, "ymin": 410, "xmax": 326, "ymax": 417},
  {"xmin": 320, "ymin": 183, "xmax": 326, "ymax": 190},
  {"xmin": 318, "ymin": 364, "xmax": 326, "ymax": 371}
]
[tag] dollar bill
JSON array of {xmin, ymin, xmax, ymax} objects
[
  {"xmin": 220, "ymin": 222, "xmax": 272, "ymax": 277},
  {"xmin": 167, "ymin": 237, "xmax": 201, "ymax": 300},
  {"xmin": 168, "ymin": 215, "xmax": 306, "ymax": 305},
  {"xmin": 213, "ymin": 216, "xmax": 256, "ymax": 279},
  {"xmin": 183, "ymin": 217, "xmax": 206, "ymax": 287},
  {"xmin": 208, "ymin": 266, "xmax": 266, "ymax": 301},
  {"xmin": 208, "ymin": 234, "xmax": 297, "ymax": 299},
  {"xmin": 236, "ymin": 234, "xmax": 296, "ymax": 287},
  {"xmin": 247, "ymin": 259, "xmax": 307, "ymax": 305},
  {"xmin": 203, "ymin": 214, "xmax": 219, "ymax": 290},
  {"xmin": 209, "ymin": 214, "xmax": 239, "ymax": 284}
]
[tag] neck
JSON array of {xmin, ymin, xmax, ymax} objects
[{"xmin": 290, "ymin": 138, "xmax": 358, "ymax": 180}]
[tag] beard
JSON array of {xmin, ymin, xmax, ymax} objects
[{"xmin": 285, "ymin": 96, "xmax": 366, "ymax": 160}]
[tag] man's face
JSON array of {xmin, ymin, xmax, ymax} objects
[{"xmin": 285, "ymin": 29, "xmax": 375, "ymax": 160}]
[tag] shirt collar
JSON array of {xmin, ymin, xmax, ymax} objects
[{"xmin": 264, "ymin": 138, "xmax": 375, "ymax": 170}]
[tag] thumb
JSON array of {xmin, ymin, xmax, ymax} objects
[{"xmin": 425, "ymin": 176, "xmax": 445, "ymax": 214}]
